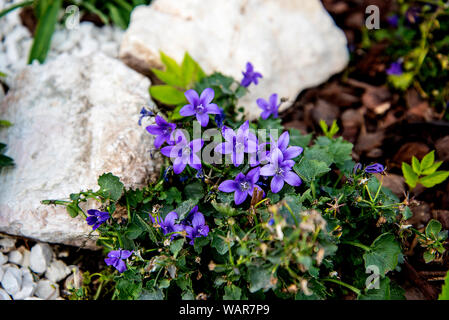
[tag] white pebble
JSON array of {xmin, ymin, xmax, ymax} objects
[
  {"xmin": 1, "ymin": 266, "xmax": 22, "ymax": 295},
  {"xmin": 8, "ymin": 250, "xmax": 23, "ymax": 265},
  {"xmin": 35, "ymin": 279, "xmax": 59, "ymax": 300},
  {"xmin": 45, "ymin": 260, "xmax": 71, "ymax": 283},
  {"xmin": 12, "ymin": 268, "xmax": 36, "ymax": 300},
  {"xmin": 0, "ymin": 252, "xmax": 7, "ymax": 265},
  {"xmin": 0, "ymin": 237, "xmax": 16, "ymax": 253},
  {"xmin": 0, "ymin": 288, "xmax": 11, "ymax": 300},
  {"xmin": 30, "ymin": 243, "xmax": 53, "ymax": 274}
]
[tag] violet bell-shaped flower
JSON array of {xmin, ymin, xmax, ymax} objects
[
  {"xmin": 180, "ymin": 88, "xmax": 221, "ymax": 127},
  {"xmin": 218, "ymin": 167, "xmax": 262, "ymax": 205}
]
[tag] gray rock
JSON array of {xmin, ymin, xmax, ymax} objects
[
  {"xmin": 35, "ymin": 279, "xmax": 59, "ymax": 300},
  {"xmin": 45, "ymin": 260, "xmax": 71, "ymax": 283},
  {"xmin": 0, "ymin": 266, "xmax": 3, "ymax": 282},
  {"xmin": 7, "ymin": 250, "xmax": 23, "ymax": 265},
  {"xmin": 29, "ymin": 243, "xmax": 53, "ymax": 274},
  {"xmin": 0, "ymin": 53, "xmax": 154, "ymax": 247},
  {"xmin": 1, "ymin": 266, "xmax": 21, "ymax": 295},
  {"xmin": 119, "ymin": 0, "xmax": 348, "ymax": 119},
  {"xmin": 0, "ymin": 288, "xmax": 11, "ymax": 300},
  {"xmin": 20, "ymin": 248, "xmax": 31, "ymax": 268}
]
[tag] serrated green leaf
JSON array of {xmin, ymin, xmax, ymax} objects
[
  {"xmin": 419, "ymin": 171, "xmax": 449, "ymax": 188},
  {"xmin": 125, "ymin": 223, "xmax": 144, "ymax": 240},
  {"xmin": 150, "ymin": 85, "xmax": 187, "ymax": 105},
  {"xmin": 293, "ymin": 159, "xmax": 330, "ymax": 183},
  {"xmin": 160, "ymin": 51, "xmax": 182, "ymax": 76},
  {"xmin": 184, "ymin": 182, "xmax": 204, "ymax": 202},
  {"xmin": 98, "ymin": 173, "xmax": 124, "ymax": 201},
  {"xmin": 181, "ymin": 52, "xmax": 206, "ymax": 87},
  {"xmin": 402, "ymin": 162, "xmax": 418, "ymax": 188},
  {"xmin": 411, "ymin": 156, "xmax": 421, "ymax": 174},
  {"xmin": 175, "ymin": 199, "xmax": 198, "ymax": 221},
  {"xmin": 288, "ymin": 129, "xmax": 312, "ymax": 149},
  {"xmin": 152, "ymin": 68, "xmax": 185, "ymax": 88},
  {"xmin": 363, "ymin": 233, "xmax": 401, "ymax": 276},
  {"xmin": 423, "ymin": 250, "xmax": 435, "ymax": 263},
  {"xmin": 420, "ymin": 151, "xmax": 435, "ymax": 170},
  {"xmin": 359, "ymin": 277, "xmax": 405, "ymax": 300},
  {"xmin": 421, "ymin": 161, "xmax": 442, "ymax": 175},
  {"xmin": 211, "ymin": 231, "xmax": 232, "ymax": 255}
]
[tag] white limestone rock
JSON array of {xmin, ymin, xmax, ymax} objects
[
  {"xmin": 12, "ymin": 268, "xmax": 36, "ymax": 300},
  {"xmin": 0, "ymin": 288, "xmax": 11, "ymax": 300},
  {"xmin": 0, "ymin": 236, "xmax": 16, "ymax": 253},
  {"xmin": 7, "ymin": 250, "xmax": 22, "ymax": 265},
  {"xmin": 29, "ymin": 243, "xmax": 53, "ymax": 274},
  {"xmin": 45, "ymin": 260, "xmax": 71, "ymax": 283},
  {"xmin": 35, "ymin": 279, "xmax": 59, "ymax": 300},
  {"xmin": 0, "ymin": 53, "xmax": 154, "ymax": 247},
  {"xmin": 0, "ymin": 252, "xmax": 7, "ymax": 265},
  {"xmin": 1, "ymin": 266, "xmax": 21, "ymax": 295},
  {"xmin": 119, "ymin": 0, "xmax": 349, "ymax": 119}
]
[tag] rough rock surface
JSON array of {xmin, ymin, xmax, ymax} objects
[
  {"xmin": 0, "ymin": 53, "xmax": 154, "ymax": 247},
  {"xmin": 0, "ymin": 0, "xmax": 124, "ymax": 87},
  {"xmin": 119, "ymin": 0, "xmax": 349, "ymax": 119}
]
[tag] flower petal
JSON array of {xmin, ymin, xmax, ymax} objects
[
  {"xmin": 234, "ymin": 189, "xmax": 247, "ymax": 205},
  {"xmin": 199, "ymin": 88, "xmax": 215, "ymax": 105},
  {"xmin": 189, "ymin": 139, "xmax": 204, "ymax": 153},
  {"xmin": 277, "ymin": 131, "xmax": 289, "ymax": 151},
  {"xmin": 179, "ymin": 104, "xmax": 195, "ymax": 117},
  {"xmin": 283, "ymin": 146, "xmax": 303, "ymax": 160},
  {"xmin": 192, "ymin": 212, "xmax": 205, "ymax": 228},
  {"xmin": 219, "ymin": 180, "xmax": 238, "ymax": 192},
  {"xmin": 256, "ymin": 98, "xmax": 269, "ymax": 110},
  {"xmin": 173, "ymin": 157, "xmax": 187, "ymax": 174},
  {"xmin": 205, "ymin": 103, "xmax": 221, "ymax": 114},
  {"xmin": 271, "ymin": 175, "xmax": 284, "ymax": 193},
  {"xmin": 184, "ymin": 89, "xmax": 199, "ymax": 105},
  {"xmin": 246, "ymin": 167, "xmax": 260, "ymax": 184},
  {"xmin": 155, "ymin": 115, "xmax": 168, "ymax": 126},
  {"xmin": 164, "ymin": 211, "xmax": 179, "ymax": 225},
  {"xmin": 189, "ymin": 154, "xmax": 202, "ymax": 170},
  {"xmin": 284, "ymin": 171, "xmax": 302, "ymax": 187},
  {"xmin": 146, "ymin": 125, "xmax": 164, "ymax": 135},
  {"xmin": 196, "ymin": 112, "xmax": 209, "ymax": 127},
  {"xmin": 260, "ymin": 164, "xmax": 276, "ymax": 176}
]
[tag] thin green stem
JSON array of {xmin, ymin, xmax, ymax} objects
[{"xmin": 322, "ymin": 278, "xmax": 361, "ymax": 296}]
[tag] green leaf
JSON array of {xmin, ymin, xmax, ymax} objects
[
  {"xmin": 152, "ymin": 68, "xmax": 185, "ymax": 88},
  {"xmin": 425, "ymin": 219, "xmax": 442, "ymax": 239},
  {"xmin": 438, "ymin": 270, "xmax": 449, "ymax": 300},
  {"xmin": 160, "ymin": 51, "xmax": 182, "ymax": 77},
  {"xmin": 107, "ymin": 3, "xmax": 128, "ymax": 29},
  {"xmin": 293, "ymin": 159, "xmax": 330, "ymax": 183},
  {"xmin": 223, "ymin": 285, "xmax": 242, "ymax": 300},
  {"xmin": 175, "ymin": 199, "xmax": 198, "ymax": 221},
  {"xmin": 388, "ymin": 72, "xmax": 414, "ymax": 90},
  {"xmin": 359, "ymin": 277, "xmax": 405, "ymax": 300},
  {"xmin": 411, "ymin": 156, "xmax": 421, "ymax": 174},
  {"xmin": 125, "ymin": 223, "xmax": 144, "ymax": 240},
  {"xmin": 28, "ymin": 0, "xmax": 62, "ymax": 64},
  {"xmin": 138, "ymin": 288, "xmax": 164, "ymax": 300},
  {"xmin": 66, "ymin": 203, "xmax": 82, "ymax": 218},
  {"xmin": 181, "ymin": 52, "xmax": 206, "ymax": 87},
  {"xmin": 402, "ymin": 162, "xmax": 418, "ymax": 188},
  {"xmin": 211, "ymin": 200, "xmax": 239, "ymax": 217},
  {"xmin": 421, "ymin": 161, "xmax": 442, "ymax": 175},
  {"xmin": 184, "ymin": 182, "xmax": 204, "ymax": 202},
  {"xmin": 211, "ymin": 231, "xmax": 232, "ymax": 255},
  {"xmin": 170, "ymin": 238, "xmax": 185, "ymax": 256},
  {"xmin": 420, "ymin": 151, "xmax": 435, "ymax": 171},
  {"xmin": 98, "ymin": 173, "xmax": 124, "ymax": 201},
  {"xmin": 423, "ymin": 250, "xmax": 435, "ymax": 263},
  {"xmin": 363, "ymin": 233, "xmax": 401, "ymax": 276},
  {"xmin": 135, "ymin": 214, "xmax": 157, "ymax": 243},
  {"xmin": 159, "ymin": 187, "xmax": 182, "ymax": 205},
  {"xmin": 150, "ymin": 85, "xmax": 187, "ymax": 105},
  {"xmin": 248, "ymin": 266, "xmax": 272, "ymax": 293},
  {"xmin": 402, "ymin": 206, "xmax": 413, "ymax": 220},
  {"xmin": 0, "ymin": 120, "xmax": 12, "ymax": 127},
  {"xmin": 288, "ymin": 129, "xmax": 312, "ymax": 149},
  {"xmin": 0, "ymin": 1, "xmax": 33, "ymax": 19},
  {"xmin": 419, "ymin": 171, "xmax": 449, "ymax": 188}
]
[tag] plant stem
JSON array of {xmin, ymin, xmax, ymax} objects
[
  {"xmin": 322, "ymin": 278, "xmax": 361, "ymax": 296},
  {"xmin": 341, "ymin": 240, "xmax": 371, "ymax": 252}
]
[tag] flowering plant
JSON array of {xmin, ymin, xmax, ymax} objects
[{"xmin": 44, "ymin": 53, "xmax": 433, "ymax": 301}]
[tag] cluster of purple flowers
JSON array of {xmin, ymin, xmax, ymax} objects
[
  {"xmin": 219, "ymin": 131, "xmax": 303, "ymax": 204},
  {"xmin": 150, "ymin": 206, "xmax": 209, "ymax": 245}
]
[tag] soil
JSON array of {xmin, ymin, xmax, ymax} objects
[{"xmin": 280, "ymin": 0, "xmax": 449, "ymax": 299}]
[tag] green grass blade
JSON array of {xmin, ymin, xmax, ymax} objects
[
  {"xmin": 0, "ymin": 0, "xmax": 33, "ymax": 19},
  {"xmin": 28, "ymin": 0, "xmax": 63, "ymax": 64}
]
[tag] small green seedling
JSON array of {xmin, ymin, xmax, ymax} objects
[
  {"xmin": 319, "ymin": 120, "xmax": 339, "ymax": 139},
  {"xmin": 401, "ymin": 151, "xmax": 449, "ymax": 189},
  {"xmin": 414, "ymin": 219, "xmax": 448, "ymax": 263}
]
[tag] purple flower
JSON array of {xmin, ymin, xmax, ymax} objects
[
  {"xmin": 364, "ymin": 163, "xmax": 385, "ymax": 174},
  {"xmin": 214, "ymin": 108, "xmax": 226, "ymax": 129},
  {"xmin": 180, "ymin": 88, "xmax": 221, "ymax": 127},
  {"xmin": 86, "ymin": 209, "xmax": 109, "ymax": 230},
  {"xmin": 218, "ymin": 167, "xmax": 262, "ymax": 205},
  {"xmin": 386, "ymin": 60, "xmax": 403, "ymax": 76},
  {"xmin": 104, "ymin": 249, "xmax": 133, "ymax": 273},
  {"xmin": 257, "ymin": 93, "xmax": 280, "ymax": 119},
  {"xmin": 146, "ymin": 115, "xmax": 176, "ymax": 149},
  {"xmin": 249, "ymin": 142, "xmax": 270, "ymax": 167},
  {"xmin": 183, "ymin": 207, "xmax": 209, "ymax": 245},
  {"xmin": 387, "ymin": 15, "xmax": 399, "ymax": 28},
  {"xmin": 150, "ymin": 211, "xmax": 184, "ymax": 239},
  {"xmin": 138, "ymin": 107, "xmax": 154, "ymax": 126},
  {"xmin": 214, "ymin": 121, "xmax": 258, "ymax": 167},
  {"xmin": 260, "ymin": 148, "xmax": 302, "ymax": 193},
  {"xmin": 353, "ymin": 162, "xmax": 362, "ymax": 174},
  {"xmin": 269, "ymin": 131, "xmax": 303, "ymax": 160},
  {"xmin": 160, "ymin": 130, "xmax": 203, "ymax": 174},
  {"xmin": 241, "ymin": 62, "xmax": 262, "ymax": 88}
]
